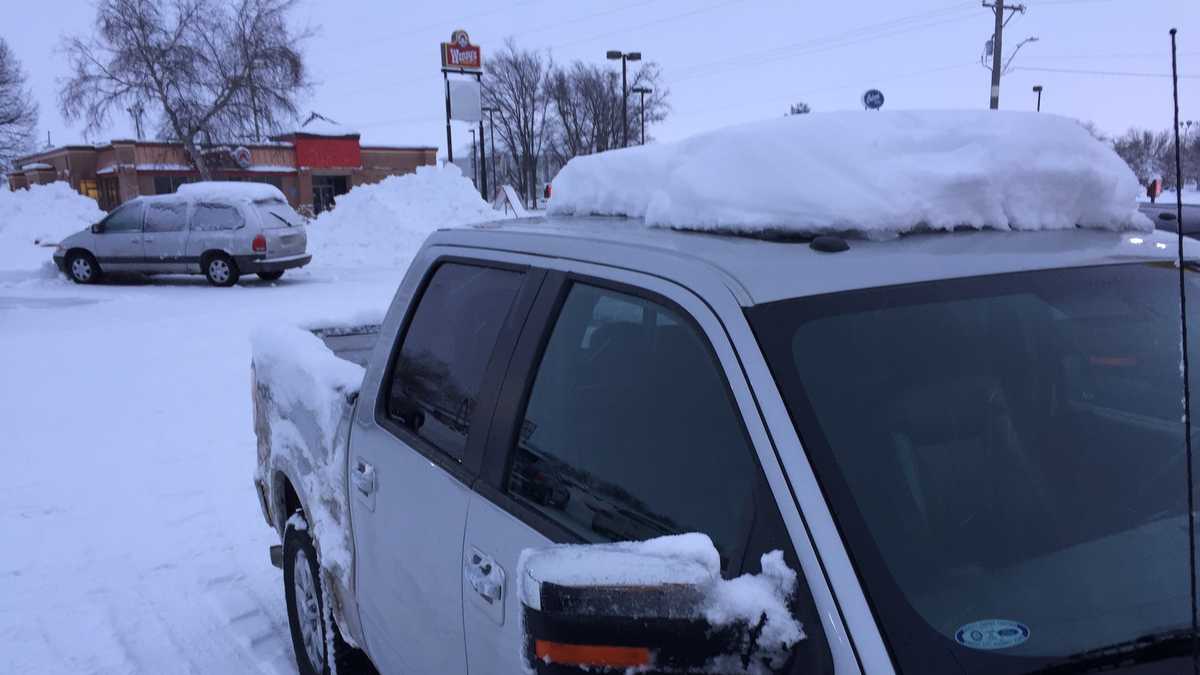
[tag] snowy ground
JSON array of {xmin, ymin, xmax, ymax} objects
[
  {"xmin": 0, "ymin": 265, "xmax": 405, "ymax": 674},
  {"xmin": 0, "ymin": 167, "xmax": 495, "ymax": 674}
]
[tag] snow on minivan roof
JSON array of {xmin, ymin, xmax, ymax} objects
[
  {"xmin": 547, "ymin": 110, "xmax": 1152, "ymax": 237},
  {"xmin": 176, "ymin": 181, "xmax": 287, "ymax": 203}
]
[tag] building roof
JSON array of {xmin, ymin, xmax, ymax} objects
[{"xmin": 431, "ymin": 215, "xmax": 1192, "ymax": 305}]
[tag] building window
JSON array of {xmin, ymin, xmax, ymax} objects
[
  {"xmin": 99, "ymin": 177, "xmax": 120, "ymax": 211},
  {"xmin": 153, "ymin": 175, "xmax": 194, "ymax": 195},
  {"xmin": 78, "ymin": 180, "xmax": 99, "ymax": 201}
]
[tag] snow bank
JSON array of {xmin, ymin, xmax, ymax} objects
[
  {"xmin": 178, "ymin": 181, "xmax": 287, "ymax": 203},
  {"xmin": 519, "ymin": 533, "xmax": 804, "ymax": 674},
  {"xmin": 307, "ymin": 164, "xmax": 498, "ymax": 269},
  {"xmin": 251, "ymin": 325, "xmax": 364, "ymax": 588},
  {"xmin": 549, "ymin": 111, "xmax": 1151, "ymax": 237},
  {"xmin": 0, "ymin": 182, "xmax": 105, "ymax": 272}
]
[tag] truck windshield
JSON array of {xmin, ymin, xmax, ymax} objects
[{"xmin": 748, "ymin": 262, "xmax": 1198, "ymax": 675}]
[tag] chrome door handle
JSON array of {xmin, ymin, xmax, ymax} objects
[
  {"xmin": 465, "ymin": 549, "xmax": 504, "ymax": 604},
  {"xmin": 351, "ymin": 459, "xmax": 376, "ymax": 496},
  {"xmin": 144, "ymin": 237, "xmax": 155, "ymax": 242}
]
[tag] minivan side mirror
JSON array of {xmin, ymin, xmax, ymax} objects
[
  {"xmin": 518, "ymin": 534, "xmax": 804, "ymax": 674},
  {"xmin": 91, "ymin": 222, "xmax": 104, "ymax": 234}
]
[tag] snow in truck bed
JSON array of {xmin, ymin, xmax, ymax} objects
[{"xmin": 547, "ymin": 110, "xmax": 1151, "ymax": 236}]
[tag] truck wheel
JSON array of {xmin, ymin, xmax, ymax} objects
[
  {"xmin": 66, "ymin": 251, "xmax": 101, "ymax": 284},
  {"xmin": 283, "ymin": 516, "xmax": 368, "ymax": 675},
  {"xmin": 257, "ymin": 270, "xmax": 285, "ymax": 282},
  {"xmin": 203, "ymin": 253, "xmax": 239, "ymax": 287}
]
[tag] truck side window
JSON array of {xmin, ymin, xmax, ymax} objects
[
  {"xmin": 506, "ymin": 283, "xmax": 759, "ymax": 575},
  {"xmin": 386, "ymin": 263, "xmax": 524, "ymax": 463}
]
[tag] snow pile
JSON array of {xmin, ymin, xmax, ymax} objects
[
  {"xmin": 307, "ymin": 164, "xmax": 498, "ymax": 269},
  {"xmin": 0, "ymin": 182, "xmax": 104, "ymax": 271},
  {"xmin": 549, "ymin": 110, "xmax": 1151, "ymax": 237},
  {"xmin": 519, "ymin": 533, "xmax": 804, "ymax": 674},
  {"xmin": 251, "ymin": 325, "xmax": 364, "ymax": 586},
  {"xmin": 178, "ymin": 181, "xmax": 287, "ymax": 203}
]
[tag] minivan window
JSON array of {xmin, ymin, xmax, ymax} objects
[
  {"xmin": 384, "ymin": 263, "xmax": 524, "ymax": 463},
  {"xmin": 101, "ymin": 202, "xmax": 143, "ymax": 233},
  {"xmin": 256, "ymin": 199, "xmax": 304, "ymax": 228},
  {"xmin": 506, "ymin": 283, "xmax": 760, "ymax": 575},
  {"xmin": 144, "ymin": 202, "xmax": 188, "ymax": 233},
  {"xmin": 190, "ymin": 203, "xmax": 243, "ymax": 231},
  {"xmin": 749, "ymin": 263, "xmax": 1198, "ymax": 675}
]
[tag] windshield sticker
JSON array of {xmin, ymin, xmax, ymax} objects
[{"xmin": 955, "ymin": 620, "xmax": 1030, "ymax": 650}]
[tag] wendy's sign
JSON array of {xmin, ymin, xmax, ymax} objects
[{"xmin": 441, "ymin": 30, "xmax": 482, "ymax": 72}]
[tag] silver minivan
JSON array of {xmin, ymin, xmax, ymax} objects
[{"xmin": 53, "ymin": 182, "xmax": 311, "ymax": 286}]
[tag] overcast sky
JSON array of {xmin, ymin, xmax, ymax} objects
[{"xmin": 4, "ymin": 0, "xmax": 1196, "ymax": 154}]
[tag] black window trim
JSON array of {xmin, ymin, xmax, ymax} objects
[
  {"xmin": 478, "ymin": 271, "xmax": 765, "ymax": 563},
  {"xmin": 372, "ymin": 255, "xmax": 546, "ymax": 485}
]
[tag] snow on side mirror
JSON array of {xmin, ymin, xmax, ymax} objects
[
  {"xmin": 518, "ymin": 533, "xmax": 805, "ymax": 675},
  {"xmin": 91, "ymin": 222, "xmax": 103, "ymax": 234}
]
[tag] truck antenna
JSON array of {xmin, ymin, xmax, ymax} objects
[{"xmin": 1168, "ymin": 27, "xmax": 1199, "ymax": 674}]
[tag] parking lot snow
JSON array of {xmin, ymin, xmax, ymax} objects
[{"xmin": 0, "ymin": 172, "xmax": 496, "ymax": 672}]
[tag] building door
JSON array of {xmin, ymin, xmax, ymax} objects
[{"xmin": 311, "ymin": 175, "xmax": 348, "ymax": 214}]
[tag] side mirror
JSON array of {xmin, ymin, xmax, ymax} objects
[
  {"xmin": 519, "ymin": 534, "xmax": 804, "ymax": 674},
  {"xmin": 91, "ymin": 222, "xmax": 104, "ymax": 234}
]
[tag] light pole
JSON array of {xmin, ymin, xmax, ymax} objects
[
  {"xmin": 1032, "ymin": 85, "xmax": 1043, "ymax": 112},
  {"xmin": 483, "ymin": 106, "xmax": 499, "ymax": 197},
  {"xmin": 606, "ymin": 50, "xmax": 641, "ymax": 147},
  {"xmin": 632, "ymin": 86, "xmax": 652, "ymax": 145},
  {"xmin": 469, "ymin": 129, "xmax": 478, "ymax": 187}
]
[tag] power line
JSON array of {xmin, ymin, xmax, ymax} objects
[
  {"xmin": 550, "ymin": 0, "xmax": 745, "ymax": 51},
  {"xmin": 1015, "ymin": 65, "xmax": 1200, "ymax": 78}
]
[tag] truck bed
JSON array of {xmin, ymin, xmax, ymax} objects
[{"xmin": 311, "ymin": 324, "xmax": 382, "ymax": 368}]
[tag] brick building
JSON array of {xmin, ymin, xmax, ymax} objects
[{"xmin": 8, "ymin": 118, "xmax": 436, "ymax": 214}]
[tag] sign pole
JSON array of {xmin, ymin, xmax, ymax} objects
[
  {"xmin": 476, "ymin": 72, "xmax": 487, "ymax": 200},
  {"xmin": 444, "ymin": 71, "xmax": 454, "ymax": 164}
]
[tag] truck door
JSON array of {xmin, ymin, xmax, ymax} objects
[
  {"xmin": 347, "ymin": 259, "xmax": 540, "ymax": 674},
  {"xmin": 462, "ymin": 269, "xmax": 844, "ymax": 675}
]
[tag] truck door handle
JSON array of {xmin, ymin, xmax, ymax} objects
[
  {"xmin": 351, "ymin": 459, "xmax": 376, "ymax": 496},
  {"xmin": 465, "ymin": 549, "xmax": 504, "ymax": 605}
]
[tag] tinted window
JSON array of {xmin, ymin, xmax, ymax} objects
[
  {"xmin": 749, "ymin": 263, "xmax": 1198, "ymax": 674},
  {"xmin": 190, "ymin": 203, "xmax": 243, "ymax": 231},
  {"xmin": 102, "ymin": 203, "xmax": 143, "ymax": 233},
  {"xmin": 144, "ymin": 202, "xmax": 188, "ymax": 233},
  {"xmin": 386, "ymin": 263, "xmax": 524, "ymax": 462},
  {"xmin": 507, "ymin": 284, "xmax": 759, "ymax": 575}
]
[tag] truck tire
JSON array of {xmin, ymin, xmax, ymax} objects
[
  {"xmin": 203, "ymin": 253, "xmax": 239, "ymax": 287},
  {"xmin": 283, "ymin": 516, "xmax": 370, "ymax": 675}
]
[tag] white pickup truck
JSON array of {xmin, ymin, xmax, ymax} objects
[{"xmin": 252, "ymin": 211, "xmax": 1198, "ymax": 675}]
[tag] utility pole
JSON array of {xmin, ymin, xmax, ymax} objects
[
  {"xmin": 476, "ymin": 73, "xmax": 487, "ymax": 200},
  {"xmin": 982, "ymin": 0, "xmax": 1026, "ymax": 109}
]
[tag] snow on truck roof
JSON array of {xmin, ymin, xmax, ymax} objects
[{"xmin": 547, "ymin": 110, "xmax": 1151, "ymax": 237}]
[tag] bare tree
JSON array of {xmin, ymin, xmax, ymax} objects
[
  {"xmin": 1112, "ymin": 128, "xmax": 1172, "ymax": 187},
  {"xmin": 0, "ymin": 38, "xmax": 38, "ymax": 172},
  {"xmin": 59, "ymin": 0, "xmax": 310, "ymax": 179},
  {"xmin": 787, "ymin": 102, "xmax": 812, "ymax": 115},
  {"xmin": 483, "ymin": 40, "xmax": 553, "ymax": 207},
  {"xmin": 546, "ymin": 61, "xmax": 668, "ymax": 166}
]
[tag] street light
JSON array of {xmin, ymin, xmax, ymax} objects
[
  {"xmin": 1032, "ymin": 85, "xmax": 1043, "ymax": 112},
  {"xmin": 607, "ymin": 50, "xmax": 642, "ymax": 147},
  {"xmin": 632, "ymin": 86, "xmax": 652, "ymax": 145},
  {"xmin": 483, "ymin": 106, "xmax": 499, "ymax": 197}
]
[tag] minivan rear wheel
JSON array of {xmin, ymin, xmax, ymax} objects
[
  {"xmin": 65, "ymin": 251, "xmax": 101, "ymax": 284},
  {"xmin": 203, "ymin": 253, "xmax": 239, "ymax": 287}
]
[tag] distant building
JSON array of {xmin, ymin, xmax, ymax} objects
[{"xmin": 8, "ymin": 114, "xmax": 437, "ymax": 214}]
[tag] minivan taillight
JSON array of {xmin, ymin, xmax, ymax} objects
[{"xmin": 252, "ymin": 234, "xmax": 267, "ymax": 253}]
